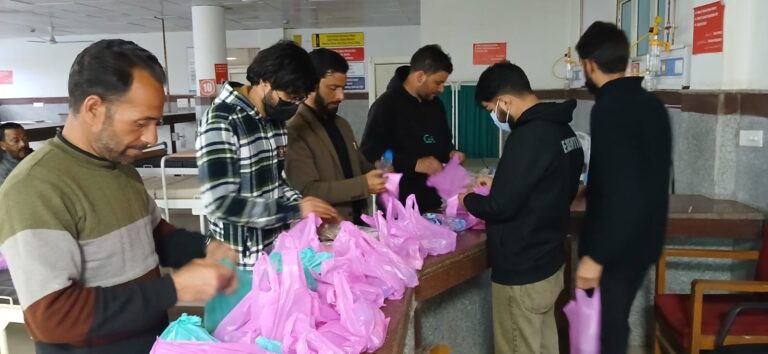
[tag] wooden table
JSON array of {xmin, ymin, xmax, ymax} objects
[{"xmin": 373, "ymin": 194, "xmax": 766, "ymax": 353}]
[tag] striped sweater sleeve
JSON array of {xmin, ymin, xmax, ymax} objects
[
  {"xmin": 196, "ymin": 105, "xmax": 300, "ymax": 228},
  {"xmin": 0, "ymin": 184, "xmax": 177, "ymax": 344}
]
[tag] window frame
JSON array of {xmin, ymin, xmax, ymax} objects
[{"xmin": 617, "ymin": 0, "xmax": 668, "ymax": 57}]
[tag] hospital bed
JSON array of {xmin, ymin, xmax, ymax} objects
[
  {"xmin": 0, "ymin": 270, "xmax": 21, "ymax": 354},
  {"xmin": 137, "ymin": 149, "xmax": 206, "ymax": 233}
]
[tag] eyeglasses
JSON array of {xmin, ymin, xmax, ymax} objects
[
  {"xmin": 285, "ymin": 95, "xmax": 306, "ymax": 104},
  {"xmin": 269, "ymin": 89, "xmax": 306, "ymax": 105}
]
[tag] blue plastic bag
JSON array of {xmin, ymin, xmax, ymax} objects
[
  {"xmin": 160, "ymin": 313, "xmax": 218, "ymax": 342},
  {"xmin": 255, "ymin": 336, "xmax": 282, "ymax": 353},
  {"xmin": 204, "ymin": 260, "xmax": 253, "ymax": 333}
]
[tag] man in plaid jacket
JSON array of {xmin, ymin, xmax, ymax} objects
[{"xmin": 196, "ymin": 41, "xmax": 339, "ymax": 269}]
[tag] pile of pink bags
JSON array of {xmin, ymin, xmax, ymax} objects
[
  {"xmin": 152, "ymin": 197, "xmax": 457, "ymax": 354},
  {"xmin": 426, "ymin": 155, "xmax": 489, "ymax": 230}
]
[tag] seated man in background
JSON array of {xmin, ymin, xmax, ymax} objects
[
  {"xmin": 0, "ymin": 122, "xmax": 33, "ymax": 185},
  {"xmin": 286, "ymin": 48, "xmax": 386, "ymax": 224},
  {"xmin": 360, "ymin": 44, "xmax": 464, "ymax": 212}
]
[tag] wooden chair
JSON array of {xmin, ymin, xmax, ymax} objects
[{"xmin": 653, "ymin": 224, "xmax": 768, "ymax": 354}]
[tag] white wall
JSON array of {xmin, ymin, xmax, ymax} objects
[
  {"xmin": 720, "ymin": 0, "xmax": 768, "ymax": 90},
  {"xmin": 582, "ymin": 0, "xmax": 617, "ymax": 32},
  {"xmin": 0, "ymin": 31, "xmax": 195, "ymax": 98},
  {"xmin": 227, "ymin": 28, "xmax": 284, "ymax": 49},
  {"xmin": 420, "ymin": 0, "xmax": 579, "ymax": 88},
  {"xmin": 285, "ymin": 26, "xmax": 421, "ymax": 59},
  {"xmin": 683, "ymin": 0, "xmax": 723, "ymax": 89},
  {"xmin": 675, "ymin": 0, "xmax": 768, "ymax": 90},
  {"xmin": 0, "ymin": 26, "xmax": 417, "ymax": 99}
]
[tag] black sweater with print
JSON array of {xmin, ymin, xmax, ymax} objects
[{"xmin": 464, "ymin": 100, "xmax": 584, "ymax": 285}]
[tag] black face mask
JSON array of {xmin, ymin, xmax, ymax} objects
[{"xmin": 263, "ymin": 90, "xmax": 300, "ymax": 122}]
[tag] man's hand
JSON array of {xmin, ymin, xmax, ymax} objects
[
  {"xmin": 415, "ymin": 156, "xmax": 443, "ymax": 175},
  {"xmin": 206, "ymin": 240, "xmax": 239, "ymax": 265},
  {"xmin": 365, "ymin": 169, "xmax": 387, "ymax": 194},
  {"xmin": 300, "ymin": 196, "xmax": 340, "ymax": 222},
  {"xmin": 475, "ymin": 175, "xmax": 493, "ymax": 188},
  {"xmin": 575, "ymin": 256, "xmax": 603, "ymax": 289},
  {"xmin": 450, "ymin": 150, "xmax": 465, "ymax": 163},
  {"xmin": 171, "ymin": 259, "xmax": 237, "ymax": 302}
]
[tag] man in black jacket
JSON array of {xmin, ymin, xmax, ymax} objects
[
  {"xmin": 460, "ymin": 62, "xmax": 583, "ymax": 354},
  {"xmin": 574, "ymin": 22, "xmax": 672, "ymax": 354},
  {"xmin": 360, "ymin": 44, "xmax": 464, "ymax": 211}
]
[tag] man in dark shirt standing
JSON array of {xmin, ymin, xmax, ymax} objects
[
  {"xmin": 360, "ymin": 44, "xmax": 464, "ymax": 211},
  {"xmin": 574, "ymin": 22, "xmax": 672, "ymax": 354}
]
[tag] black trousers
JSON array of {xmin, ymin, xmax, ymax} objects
[{"xmin": 599, "ymin": 263, "xmax": 651, "ymax": 354}]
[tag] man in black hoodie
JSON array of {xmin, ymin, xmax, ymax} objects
[
  {"xmin": 575, "ymin": 22, "xmax": 672, "ymax": 354},
  {"xmin": 460, "ymin": 62, "xmax": 583, "ymax": 354},
  {"xmin": 360, "ymin": 44, "xmax": 464, "ymax": 211}
]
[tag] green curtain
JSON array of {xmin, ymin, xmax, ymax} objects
[{"xmin": 457, "ymin": 84, "xmax": 499, "ymax": 158}]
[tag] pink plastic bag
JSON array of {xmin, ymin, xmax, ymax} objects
[
  {"xmin": 213, "ymin": 252, "xmax": 278, "ymax": 344},
  {"xmin": 444, "ymin": 185, "xmax": 490, "ymax": 230},
  {"xmin": 273, "ymin": 213, "xmax": 322, "ymax": 253},
  {"xmin": 320, "ymin": 222, "xmax": 418, "ymax": 303},
  {"xmin": 315, "ymin": 272, "xmax": 388, "ymax": 353},
  {"xmin": 150, "ymin": 339, "xmax": 270, "ymax": 354},
  {"xmin": 378, "ymin": 172, "xmax": 402, "ymax": 209},
  {"xmin": 294, "ymin": 324, "xmax": 346, "ymax": 354},
  {"xmin": 426, "ymin": 155, "xmax": 472, "ymax": 200},
  {"xmin": 264, "ymin": 250, "xmax": 318, "ymax": 350},
  {"xmin": 215, "ymin": 250, "xmax": 323, "ymax": 352},
  {"xmin": 563, "ymin": 288, "xmax": 601, "ymax": 354},
  {"xmin": 361, "ymin": 208, "xmax": 425, "ymax": 270},
  {"xmin": 333, "ymin": 272, "xmax": 388, "ymax": 351},
  {"xmin": 391, "ymin": 195, "xmax": 457, "ymax": 256}
]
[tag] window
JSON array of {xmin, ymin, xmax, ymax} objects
[
  {"xmin": 620, "ymin": 0, "xmax": 633, "ymax": 44},
  {"xmin": 617, "ymin": 0, "xmax": 670, "ymax": 57},
  {"xmin": 637, "ymin": 0, "xmax": 651, "ymax": 56},
  {"xmin": 657, "ymin": 0, "xmax": 667, "ymax": 25}
]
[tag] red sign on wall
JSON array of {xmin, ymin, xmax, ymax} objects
[
  {"xmin": 199, "ymin": 79, "xmax": 216, "ymax": 97},
  {"xmin": 214, "ymin": 63, "xmax": 229, "ymax": 84},
  {"xmin": 693, "ymin": 1, "xmax": 724, "ymax": 55},
  {"xmin": 0, "ymin": 70, "xmax": 12, "ymax": 85},
  {"xmin": 473, "ymin": 43, "xmax": 507, "ymax": 65},
  {"xmin": 332, "ymin": 47, "xmax": 365, "ymax": 62}
]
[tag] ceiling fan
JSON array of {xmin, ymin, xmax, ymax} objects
[{"xmin": 27, "ymin": 26, "xmax": 92, "ymax": 45}]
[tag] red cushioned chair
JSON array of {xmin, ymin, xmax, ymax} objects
[
  {"xmin": 713, "ymin": 302, "xmax": 768, "ymax": 353},
  {"xmin": 653, "ymin": 224, "xmax": 768, "ymax": 354}
]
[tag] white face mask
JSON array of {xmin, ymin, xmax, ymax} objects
[{"xmin": 490, "ymin": 99, "xmax": 511, "ymax": 132}]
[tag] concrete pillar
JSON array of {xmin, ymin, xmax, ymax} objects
[{"xmin": 192, "ymin": 5, "xmax": 227, "ymax": 96}]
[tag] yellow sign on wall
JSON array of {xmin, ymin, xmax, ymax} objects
[
  {"xmin": 292, "ymin": 34, "xmax": 302, "ymax": 45},
  {"xmin": 312, "ymin": 32, "xmax": 365, "ymax": 48}
]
